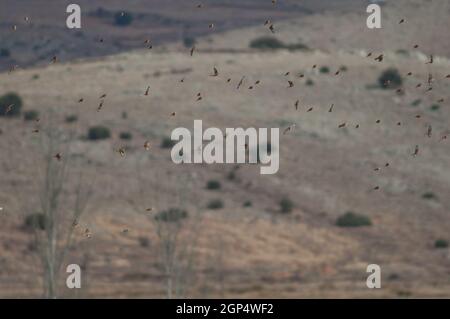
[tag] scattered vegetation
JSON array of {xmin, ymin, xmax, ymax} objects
[
  {"xmin": 336, "ymin": 212, "xmax": 372, "ymax": 227},
  {"xmin": 0, "ymin": 92, "xmax": 23, "ymax": 117},
  {"xmin": 138, "ymin": 236, "xmax": 150, "ymax": 248},
  {"xmin": 243, "ymin": 201, "xmax": 252, "ymax": 207},
  {"xmin": 279, "ymin": 197, "xmax": 294, "ymax": 213},
  {"xmin": 227, "ymin": 170, "xmax": 236, "ymax": 181},
  {"xmin": 249, "ymin": 36, "xmax": 285, "ymax": 49},
  {"xmin": 206, "ymin": 180, "xmax": 221, "ymax": 190},
  {"xmin": 0, "ymin": 48, "xmax": 10, "ymax": 57},
  {"xmin": 24, "ymin": 213, "xmax": 47, "ymax": 231},
  {"xmin": 305, "ymin": 78, "xmax": 315, "ymax": 86},
  {"xmin": 119, "ymin": 131, "xmax": 133, "ymax": 140},
  {"xmin": 249, "ymin": 36, "xmax": 308, "ymax": 51},
  {"xmin": 183, "ymin": 36, "xmax": 196, "ymax": 48},
  {"xmin": 207, "ymin": 199, "xmax": 224, "ymax": 210},
  {"xmin": 422, "ymin": 192, "xmax": 437, "ymax": 200},
  {"xmin": 65, "ymin": 114, "xmax": 78, "ymax": 123},
  {"xmin": 378, "ymin": 68, "xmax": 403, "ymax": 89},
  {"xmin": 319, "ymin": 66, "xmax": 330, "ymax": 74},
  {"xmin": 430, "ymin": 104, "xmax": 440, "ymax": 112},
  {"xmin": 411, "ymin": 99, "xmax": 422, "ymax": 107},
  {"xmin": 155, "ymin": 208, "xmax": 188, "ymax": 223},
  {"xmin": 23, "ymin": 110, "xmax": 39, "ymax": 121},
  {"xmin": 114, "ymin": 11, "xmax": 133, "ymax": 27},
  {"xmin": 434, "ymin": 239, "xmax": 449, "ymax": 249},
  {"xmin": 160, "ymin": 136, "xmax": 176, "ymax": 148},
  {"xmin": 87, "ymin": 125, "xmax": 111, "ymax": 140}
]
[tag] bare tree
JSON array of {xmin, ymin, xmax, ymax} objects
[
  {"xmin": 25, "ymin": 117, "xmax": 91, "ymax": 298},
  {"xmin": 130, "ymin": 158, "xmax": 203, "ymax": 298}
]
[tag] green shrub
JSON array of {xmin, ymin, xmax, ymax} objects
[
  {"xmin": 207, "ymin": 199, "xmax": 224, "ymax": 210},
  {"xmin": 24, "ymin": 213, "xmax": 47, "ymax": 231},
  {"xmin": 411, "ymin": 99, "xmax": 422, "ymax": 107},
  {"xmin": 305, "ymin": 79, "xmax": 314, "ymax": 86},
  {"xmin": 183, "ymin": 36, "xmax": 196, "ymax": 48},
  {"xmin": 88, "ymin": 125, "xmax": 111, "ymax": 140},
  {"xmin": 119, "ymin": 131, "xmax": 133, "ymax": 140},
  {"xmin": 319, "ymin": 66, "xmax": 330, "ymax": 74},
  {"xmin": 206, "ymin": 180, "xmax": 221, "ymax": 190},
  {"xmin": 378, "ymin": 68, "xmax": 403, "ymax": 89},
  {"xmin": 138, "ymin": 236, "xmax": 150, "ymax": 247},
  {"xmin": 430, "ymin": 104, "xmax": 440, "ymax": 112},
  {"xmin": 250, "ymin": 36, "xmax": 285, "ymax": 50},
  {"xmin": 434, "ymin": 239, "xmax": 449, "ymax": 249},
  {"xmin": 23, "ymin": 110, "xmax": 39, "ymax": 121},
  {"xmin": 160, "ymin": 137, "xmax": 176, "ymax": 148},
  {"xmin": 65, "ymin": 114, "xmax": 78, "ymax": 123},
  {"xmin": 227, "ymin": 171, "xmax": 236, "ymax": 181},
  {"xmin": 0, "ymin": 92, "xmax": 23, "ymax": 117},
  {"xmin": 279, "ymin": 197, "xmax": 294, "ymax": 213},
  {"xmin": 422, "ymin": 192, "xmax": 437, "ymax": 200},
  {"xmin": 0, "ymin": 48, "xmax": 10, "ymax": 57},
  {"xmin": 243, "ymin": 201, "xmax": 252, "ymax": 207},
  {"xmin": 155, "ymin": 208, "xmax": 188, "ymax": 223},
  {"xmin": 336, "ymin": 212, "xmax": 372, "ymax": 227},
  {"xmin": 114, "ymin": 11, "xmax": 133, "ymax": 26}
]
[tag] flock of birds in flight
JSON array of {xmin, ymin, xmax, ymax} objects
[{"xmin": 2, "ymin": 2, "xmax": 450, "ymax": 226}]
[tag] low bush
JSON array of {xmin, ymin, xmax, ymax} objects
[
  {"xmin": 154, "ymin": 208, "xmax": 188, "ymax": 223},
  {"xmin": 336, "ymin": 212, "xmax": 372, "ymax": 227},
  {"xmin": 0, "ymin": 92, "xmax": 23, "ymax": 117},
  {"xmin": 87, "ymin": 125, "xmax": 111, "ymax": 140},
  {"xmin": 119, "ymin": 131, "xmax": 133, "ymax": 140},
  {"xmin": 160, "ymin": 137, "xmax": 176, "ymax": 148},
  {"xmin": 279, "ymin": 197, "xmax": 294, "ymax": 213},
  {"xmin": 206, "ymin": 180, "xmax": 221, "ymax": 190},
  {"xmin": 378, "ymin": 68, "xmax": 403, "ymax": 89},
  {"xmin": 23, "ymin": 110, "xmax": 39, "ymax": 121},
  {"xmin": 207, "ymin": 199, "xmax": 224, "ymax": 210},
  {"xmin": 114, "ymin": 11, "xmax": 133, "ymax": 26},
  {"xmin": 24, "ymin": 213, "xmax": 47, "ymax": 231},
  {"xmin": 434, "ymin": 239, "xmax": 449, "ymax": 249}
]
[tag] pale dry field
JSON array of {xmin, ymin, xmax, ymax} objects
[{"xmin": 0, "ymin": 0, "xmax": 449, "ymax": 298}]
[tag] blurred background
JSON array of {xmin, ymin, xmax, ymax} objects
[{"xmin": 0, "ymin": 0, "xmax": 449, "ymax": 298}]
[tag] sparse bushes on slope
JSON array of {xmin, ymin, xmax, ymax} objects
[
  {"xmin": 422, "ymin": 192, "xmax": 437, "ymax": 200},
  {"xmin": 23, "ymin": 110, "xmax": 39, "ymax": 121},
  {"xmin": 183, "ymin": 36, "xmax": 196, "ymax": 48},
  {"xmin": 119, "ymin": 131, "xmax": 133, "ymax": 140},
  {"xmin": 378, "ymin": 68, "xmax": 403, "ymax": 89},
  {"xmin": 434, "ymin": 239, "xmax": 449, "ymax": 249},
  {"xmin": 336, "ymin": 212, "xmax": 372, "ymax": 227},
  {"xmin": 161, "ymin": 136, "xmax": 176, "ymax": 148},
  {"xmin": 319, "ymin": 66, "xmax": 330, "ymax": 74},
  {"xmin": 88, "ymin": 125, "xmax": 111, "ymax": 140},
  {"xmin": 24, "ymin": 213, "xmax": 47, "ymax": 231},
  {"xmin": 0, "ymin": 92, "xmax": 23, "ymax": 117},
  {"xmin": 155, "ymin": 208, "xmax": 188, "ymax": 223},
  {"xmin": 0, "ymin": 48, "xmax": 10, "ymax": 57},
  {"xmin": 249, "ymin": 36, "xmax": 308, "ymax": 51},
  {"xmin": 207, "ymin": 199, "xmax": 224, "ymax": 210},
  {"xmin": 279, "ymin": 197, "xmax": 294, "ymax": 214},
  {"xmin": 206, "ymin": 180, "xmax": 221, "ymax": 190},
  {"xmin": 114, "ymin": 11, "xmax": 133, "ymax": 27},
  {"xmin": 65, "ymin": 114, "xmax": 78, "ymax": 123}
]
